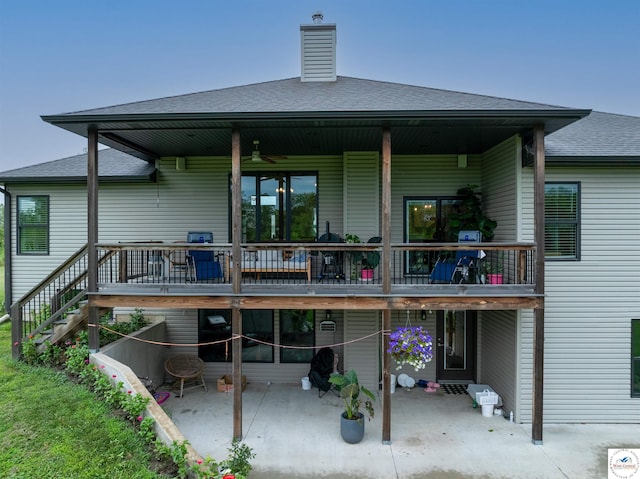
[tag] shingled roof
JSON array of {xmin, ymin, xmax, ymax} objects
[
  {"xmin": 56, "ymin": 76, "xmax": 574, "ymax": 116},
  {"xmin": 546, "ymin": 111, "xmax": 640, "ymax": 162},
  {"xmin": 0, "ymin": 148, "xmax": 155, "ymax": 183}
]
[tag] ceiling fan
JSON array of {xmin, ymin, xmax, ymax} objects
[{"xmin": 242, "ymin": 140, "xmax": 287, "ymax": 164}]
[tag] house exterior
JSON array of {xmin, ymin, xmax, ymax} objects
[{"xmin": 2, "ymin": 19, "xmax": 639, "ymax": 444}]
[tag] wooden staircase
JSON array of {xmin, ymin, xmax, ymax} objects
[
  {"xmin": 41, "ymin": 301, "xmax": 112, "ymax": 349},
  {"xmin": 11, "ymin": 245, "xmax": 116, "ymax": 358}
]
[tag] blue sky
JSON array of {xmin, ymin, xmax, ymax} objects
[{"xmin": 1, "ymin": 0, "xmax": 638, "ymax": 173}]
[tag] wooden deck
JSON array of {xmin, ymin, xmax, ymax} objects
[{"xmin": 92, "ymin": 277, "xmax": 540, "ymax": 311}]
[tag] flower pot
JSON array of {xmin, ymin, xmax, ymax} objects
[
  {"xmin": 340, "ymin": 412, "xmax": 365, "ymax": 444},
  {"xmin": 361, "ymin": 268, "xmax": 373, "ymax": 281},
  {"xmin": 487, "ymin": 273, "xmax": 503, "ymax": 285}
]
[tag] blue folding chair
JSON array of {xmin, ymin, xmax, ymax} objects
[
  {"xmin": 186, "ymin": 232, "xmax": 222, "ymax": 281},
  {"xmin": 430, "ymin": 230, "xmax": 484, "ymax": 284}
]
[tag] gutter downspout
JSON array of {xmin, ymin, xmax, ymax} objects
[
  {"xmin": 1, "ymin": 185, "xmax": 18, "ymax": 359},
  {"xmin": 0, "ymin": 186, "xmax": 11, "ymax": 314}
]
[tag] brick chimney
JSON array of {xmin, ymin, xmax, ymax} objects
[{"xmin": 300, "ymin": 12, "xmax": 336, "ymax": 82}]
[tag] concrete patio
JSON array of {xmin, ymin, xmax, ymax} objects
[{"xmin": 160, "ymin": 381, "xmax": 639, "ymax": 478}]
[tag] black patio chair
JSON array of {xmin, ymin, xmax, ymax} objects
[{"xmin": 308, "ymin": 347, "xmax": 339, "ymax": 397}]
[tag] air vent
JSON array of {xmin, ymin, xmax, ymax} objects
[{"xmin": 320, "ymin": 320, "xmax": 336, "ymax": 332}]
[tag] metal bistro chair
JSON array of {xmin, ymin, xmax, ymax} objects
[{"xmin": 164, "ymin": 354, "xmax": 207, "ymax": 398}]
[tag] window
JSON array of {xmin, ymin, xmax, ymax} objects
[
  {"xmin": 198, "ymin": 309, "xmax": 274, "ymax": 363},
  {"xmin": 280, "ymin": 309, "xmax": 315, "ymax": 363},
  {"xmin": 237, "ymin": 173, "xmax": 318, "ymax": 242},
  {"xmin": 17, "ymin": 196, "xmax": 49, "ymax": 255},
  {"xmin": 545, "ymin": 183, "xmax": 580, "ymax": 260},
  {"xmin": 633, "ymin": 319, "xmax": 640, "ymax": 397}
]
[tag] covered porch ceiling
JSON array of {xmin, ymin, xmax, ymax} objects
[{"xmin": 41, "ymin": 112, "xmax": 588, "ymax": 163}]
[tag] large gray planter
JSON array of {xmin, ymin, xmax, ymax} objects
[{"xmin": 340, "ymin": 412, "xmax": 365, "ymax": 444}]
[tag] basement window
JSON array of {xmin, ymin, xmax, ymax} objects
[
  {"xmin": 198, "ymin": 309, "xmax": 274, "ymax": 363},
  {"xmin": 280, "ymin": 309, "xmax": 315, "ymax": 363}
]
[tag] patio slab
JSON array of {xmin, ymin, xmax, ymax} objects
[{"xmin": 161, "ymin": 382, "xmax": 639, "ymax": 478}]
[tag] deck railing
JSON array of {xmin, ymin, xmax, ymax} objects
[{"xmin": 95, "ymin": 242, "xmax": 536, "ymax": 288}]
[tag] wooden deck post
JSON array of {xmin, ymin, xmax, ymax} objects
[
  {"xmin": 87, "ymin": 128, "xmax": 100, "ymax": 352},
  {"xmin": 532, "ymin": 125, "xmax": 546, "ymax": 444},
  {"xmin": 231, "ymin": 128, "xmax": 243, "ymax": 440},
  {"xmin": 381, "ymin": 128, "xmax": 392, "ymax": 443}
]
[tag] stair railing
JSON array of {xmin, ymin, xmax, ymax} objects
[{"xmin": 10, "ymin": 244, "xmax": 115, "ymax": 359}]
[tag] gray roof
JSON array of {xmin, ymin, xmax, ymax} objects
[
  {"xmin": 546, "ymin": 111, "xmax": 640, "ymax": 162},
  {"xmin": 41, "ymin": 76, "xmax": 590, "ymax": 161},
  {"xmin": 0, "ymin": 148, "xmax": 155, "ymax": 183},
  {"xmin": 59, "ymin": 76, "xmax": 575, "ymax": 116}
]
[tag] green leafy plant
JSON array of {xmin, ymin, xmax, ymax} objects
[
  {"xmin": 328, "ymin": 369, "xmax": 375, "ymax": 421},
  {"xmin": 345, "ymin": 234, "xmax": 380, "ymax": 278},
  {"xmin": 449, "ymin": 184, "xmax": 497, "ymax": 241},
  {"xmin": 20, "ymin": 336, "xmax": 39, "ymax": 365},
  {"xmin": 99, "ymin": 308, "xmax": 148, "ymax": 346},
  {"xmin": 483, "ymin": 251, "xmax": 505, "ymax": 274},
  {"xmin": 155, "ymin": 440, "xmax": 190, "ymax": 477},
  {"xmin": 221, "ymin": 439, "xmax": 256, "ymax": 478}
]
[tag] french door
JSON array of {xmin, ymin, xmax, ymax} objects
[
  {"xmin": 238, "ymin": 172, "xmax": 318, "ymax": 242},
  {"xmin": 435, "ymin": 310, "xmax": 476, "ymax": 382},
  {"xmin": 404, "ymin": 196, "xmax": 460, "ymax": 275}
]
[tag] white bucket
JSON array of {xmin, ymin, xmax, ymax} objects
[
  {"xmin": 390, "ymin": 374, "xmax": 396, "ymax": 394},
  {"xmin": 481, "ymin": 403, "xmax": 494, "ymax": 417},
  {"xmin": 301, "ymin": 377, "xmax": 311, "ymax": 390}
]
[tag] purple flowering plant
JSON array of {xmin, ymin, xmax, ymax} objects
[{"xmin": 387, "ymin": 326, "xmax": 433, "ymax": 371}]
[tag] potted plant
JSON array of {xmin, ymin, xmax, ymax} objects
[
  {"xmin": 388, "ymin": 326, "xmax": 433, "ymax": 371},
  {"xmin": 448, "ymin": 184, "xmax": 497, "ymax": 242},
  {"xmin": 328, "ymin": 369, "xmax": 375, "ymax": 444},
  {"xmin": 345, "ymin": 234, "xmax": 380, "ymax": 281},
  {"xmin": 484, "ymin": 251, "xmax": 504, "ymax": 284}
]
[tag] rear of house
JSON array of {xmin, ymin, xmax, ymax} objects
[{"xmin": 2, "ymin": 18, "xmax": 639, "ymax": 444}]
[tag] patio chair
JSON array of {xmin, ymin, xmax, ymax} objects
[
  {"xmin": 429, "ymin": 230, "xmax": 484, "ymax": 284},
  {"xmin": 308, "ymin": 347, "xmax": 340, "ymax": 397},
  {"xmin": 164, "ymin": 354, "xmax": 207, "ymax": 398},
  {"xmin": 186, "ymin": 231, "xmax": 223, "ymax": 281}
]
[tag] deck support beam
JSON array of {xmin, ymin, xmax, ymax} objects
[
  {"xmin": 231, "ymin": 128, "xmax": 243, "ymax": 440},
  {"xmin": 381, "ymin": 128, "xmax": 392, "ymax": 443},
  {"xmin": 87, "ymin": 128, "xmax": 100, "ymax": 352},
  {"xmin": 532, "ymin": 125, "xmax": 546, "ymax": 444}
]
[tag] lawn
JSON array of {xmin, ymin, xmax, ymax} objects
[{"xmin": 0, "ymin": 322, "xmax": 173, "ymax": 478}]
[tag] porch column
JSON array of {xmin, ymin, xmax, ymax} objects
[
  {"xmin": 532, "ymin": 125, "xmax": 545, "ymax": 444},
  {"xmin": 231, "ymin": 128, "xmax": 243, "ymax": 440},
  {"xmin": 87, "ymin": 128, "xmax": 100, "ymax": 352},
  {"xmin": 381, "ymin": 127, "xmax": 392, "ymax": 443}
]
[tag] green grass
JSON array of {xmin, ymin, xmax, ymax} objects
[{"xmin": 0, "ymin": 322, "xmax": 172, "ymax": 478}]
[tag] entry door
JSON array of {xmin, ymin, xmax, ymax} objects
[{"xmin": 436, "ymin": 310, "xmax": 476, "ymax": 382}]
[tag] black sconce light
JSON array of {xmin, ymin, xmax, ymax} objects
[
  {"xmin": 421, "ymin": 310, "xmax": 427, "ymax": 321},
  {"xmin": 326, "ymin": 310, "xmax": 331, "ymax": 321}
]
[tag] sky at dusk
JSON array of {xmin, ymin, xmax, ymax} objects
[{"xmin": 1, "ymin": 0, "xmax": 639, "ymax": 174}]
